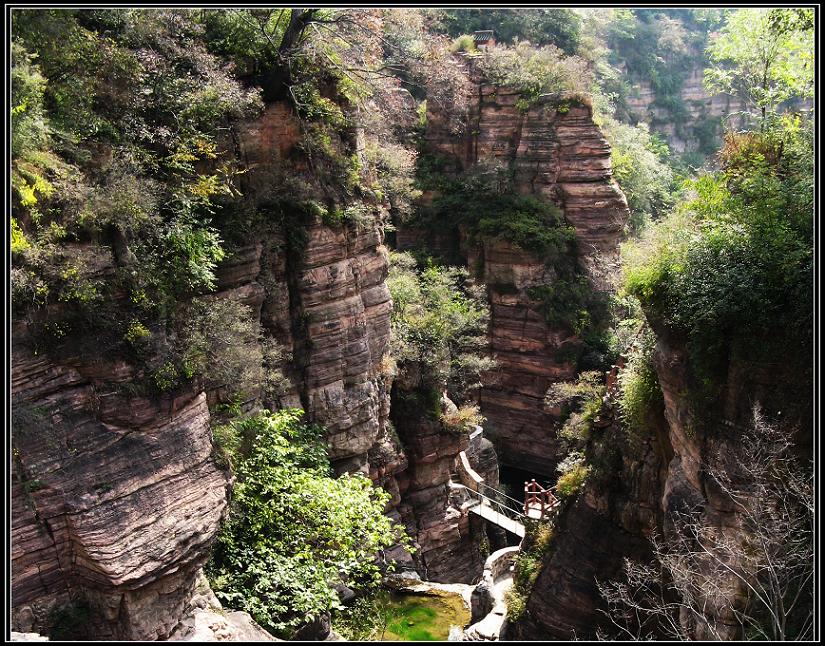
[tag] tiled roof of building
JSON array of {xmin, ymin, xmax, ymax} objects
[{"xmin": 473, "ymin": 30, "xmax": 494, "ymax": 42}]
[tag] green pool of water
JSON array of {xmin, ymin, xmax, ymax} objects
[{"xmin": 376, "ymin": 590, "xmax": 470, "ymax": 641}]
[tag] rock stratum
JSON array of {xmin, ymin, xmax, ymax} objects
[
  {"xmin": 506, "ymin": 322, "xmax": 812, "ymax": 640},
  {"xmin": 403, "ymin": 85, "xmax": 629, "ymax": 476}
]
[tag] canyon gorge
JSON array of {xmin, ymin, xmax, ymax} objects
[{"xmin": 10, "ymin": 7, "xmax": 814, "ymax": 643}]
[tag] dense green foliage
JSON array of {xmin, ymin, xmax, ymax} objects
[
  {"xmin": 415, "ymin": 158, "xmax": 577, "ymax": 259},
  {"xmin": 600, "ymin": 120, "xmax": 674, "ymax": 232},
  {"xmin": 437, "ymin": 8, "xmax": 583, "ymax": 55},
  {"xmin": 8, "ymin": 9, "xmax": 815, "ymax": 642},
  {"xmin": 575, "ymin": 9, "xmax": 733, "ymax": 169},
  {"xmin": 545, "ymin": 371, "xmax": 606, "ymax": 443},
  {"xmin": 528, "ymin": 278, "xmax": 610, "ymax": 345},
  {"xmin": 624, "ymin": 114, "xmax": 812, "ymax": 386},
  {"xmin": 554, "ymin": 451, "xmax": 592, "ymax": 498},
  {"xmin": 704, "ymin": 8, "xmax": 814, "ymax": 122},
  {"xmin": 209, "ymin": 409, "xmax": 406, "ymax": 637},
  {"xmin": 388, "ymin": 252, "xmax": 493, "ymax": 405},
  {"xmin": 606, "ymin": 10, "xmax": 724, "ymax": 123},
  {"xmin": 616, "ymin": 329, "xmax": 663, "ymax": 439},
  {"xmin": 11, "ymin": 10, "xmax": 262, "ymax": 364}
]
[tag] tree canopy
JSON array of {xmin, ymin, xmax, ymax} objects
[{"xmin": 704, "ymin": 8, "xmax": 814, "ymax": 122}]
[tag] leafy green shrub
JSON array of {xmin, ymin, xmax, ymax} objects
[
  {"xmin": 450, "ymin": 34, "xmax": 476, "ymax": 53},
  {"xmin": 625, "ymin": 119, "xmax": 812, "ymax": 370},
  {"xmin": 124, "ymin": 320, "xmax": 151, "ymax": 350},
  {"xmin": 606, "ymin": 10, "xmax": 706, "ymax": 123},
  {"xmin": 617, "ymin": 329, "xmax": 663, "ymax": 437},
  {"xmin": 440, "ymin": 404, "xmax": 484, "ymax": 433},
  {"xmin": 601, "ymin": 118, "xmax": 675, "ymax": 233},
  {"xmin": 546, "ymin": 371, "xmax": 606, "ymax": 442},
  {"xmin": 11, "ymin": 219, "xmax": 31, "ymax": 255},
  {"xmin": 208, "ymin": 409, "xmax": 407, "ymax": 638},
  {"xmin": 528, "ymin": 276, "xmax": 610, "ymax": 339},
  {"xmin": 418, "ymin": 177, "xmax": 576, "ymax": 260},
  {"xmin": 623, "ymin": 117, "xmax": 813, "ymax": 383},
  {"xmin": 364, "ymin": 141, "xmax": 421, "ymax": 219},
  {"xmin": 505, "ymin": 522, "xmax": 555, "ymax": 620},
  {"xmin": 388, "ymin": 252, "xmax": 493, "ymax": 403},
  {"xmin": 440, "ymin": 9, "xmax": 582, "ymax": 54},
  {"xmin": 555, "ymin": 452, "xmax": 592, "ymax": 497},
  {"xmin": 478, "ymin": 41, "xmax": 591, "ymax": 109},
  {"xmin": 261, "ymin": 338, "xmax": 293, "ymax": 404},
  {"xmin": 11, "ymin": 9, "xmax": 263, "ymax": 344}
]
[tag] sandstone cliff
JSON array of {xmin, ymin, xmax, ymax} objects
[
  {"xmin": 11, "ymin": 99, "xmax": 470, "ymax": 637},
  {"xmin": 12, "ymin": 333, "xmax": 228, "ymax": 639},
  {"xmin": 621, "ymin": 63, "xmax": 748, "ymax": 155},
  {"xmin": 403, "ymin": 86, "xmax": 629, "ymax": 477}
]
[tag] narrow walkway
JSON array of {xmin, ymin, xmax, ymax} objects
[
  {"xmin": 452, "ymin": 451, "xmax": 560, "ymax": 538},
  {"xmin": 467, "ymin": 498, "xmax": 525, "ymax": 538},
  {"xmin": 464, "ymin": 546, "xmax": 519, "ymax": 641}
]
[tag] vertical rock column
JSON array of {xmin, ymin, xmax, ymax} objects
[
  {"xmin": 11, "ymin": 344, "xmax": 229, "ymax": 640},
  {"xmin": 471, "ymin": 91, "xmax": 628, "ymax": 476}
]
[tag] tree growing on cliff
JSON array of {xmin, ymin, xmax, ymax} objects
[
  {"xmin": 704, "ymin": 8, "xmax": 814, "ymax": 124},
  {"xmin": 387, "ymin": 252, "xmax": 494, "ymax": 406},
  {"xmin": 596, "ymin": 407, "xmax": 813, "ymax": 640}
]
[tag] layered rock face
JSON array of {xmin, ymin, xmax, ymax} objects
[
  {"xmin": 10, "ymin": 237, "xmax": 275, "ymax": 639},
  {"xmin": 235, "ymin": 101, "xmax": 396, "ymax": 477},
  {"xmin": 506, "ymin": 400, "xmax": 671, "ymax": 639},
  {"xmin": 646, "ymin": 329, "xmax": 811, "ymax": 639},
  {"xmin": 390, "ymin": 394, "xmax": 487, "ymax": 583},
  {"xmin": 622, "ymin": 64, "xmax": 748, "ymax": 154},
  {"xmin": 12, "ymin": 93, "xmax": 503, "ymax": 638},
  {"xmin": 409, "ymin": 87, "xmax": 629, "ymax": 476},
  {"xmin": 11, "ymin": 336, "xmax": 228, "ymax": 640},
  {"xmin": 10, "ymin": 99, "xmax": 400, "ymax": 638},
  {"xmin": 293, "ymin": 222, "xmax": 394, "ymax": 473}
]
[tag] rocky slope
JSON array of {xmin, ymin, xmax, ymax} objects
[
  {"xmin": 506, "ymin": 320, "xmax": 812, "ymax": 640},
  {"xmin": 504, "ymin": 387, "xmax": 670, "ymax": 639}
]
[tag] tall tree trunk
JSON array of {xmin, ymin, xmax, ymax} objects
[{"xmin": 279, "ymin": 9, "xmax": 318, "ymax": 54}]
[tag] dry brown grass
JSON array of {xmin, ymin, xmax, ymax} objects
[{"xmin": 440, "ymin": 403, "xmax": 484, "ymax": 431}]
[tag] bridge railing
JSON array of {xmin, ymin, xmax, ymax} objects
[
  {"xmin": 479, "ymin": 482, "xmax": 525, "ymax": 513},
  {"xmin": 465, "ymin": 484, "xmax": 527, "ymax": 524}
]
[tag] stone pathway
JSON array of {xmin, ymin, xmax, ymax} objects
[{"xmin": 463, "ymin": 547, "xmax": 518, "ymax": 641}]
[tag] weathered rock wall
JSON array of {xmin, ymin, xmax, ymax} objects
[
  {"xmin": 505, "ymin": 399, "xmax": 671, "ymax": 639},
  {"xmin": 11, "ymin": 339, "xmax": 228, "ymax": 640},
  {"xmin": 407, "ymin": 86, "xmax": 629, "ymax": 477},
  {"xmin": 10, "ymin": 97, "xmax": 479, "ymax": 637},
  {"xmin": 622, "ymin": 64, "xmax": 748, "ymax": 154},
  {"xmin": 389, "ymin": 390, "xmax": 490, "ymax": 583}
]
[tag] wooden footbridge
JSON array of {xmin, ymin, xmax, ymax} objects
[{"xmin": 452, "ymin": 452, "xmax": 560, "ymax": 538}]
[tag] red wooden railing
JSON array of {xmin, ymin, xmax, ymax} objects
[{"xmin": 523, "ymin": 479, "xmax": 559, "ymax": 519}]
